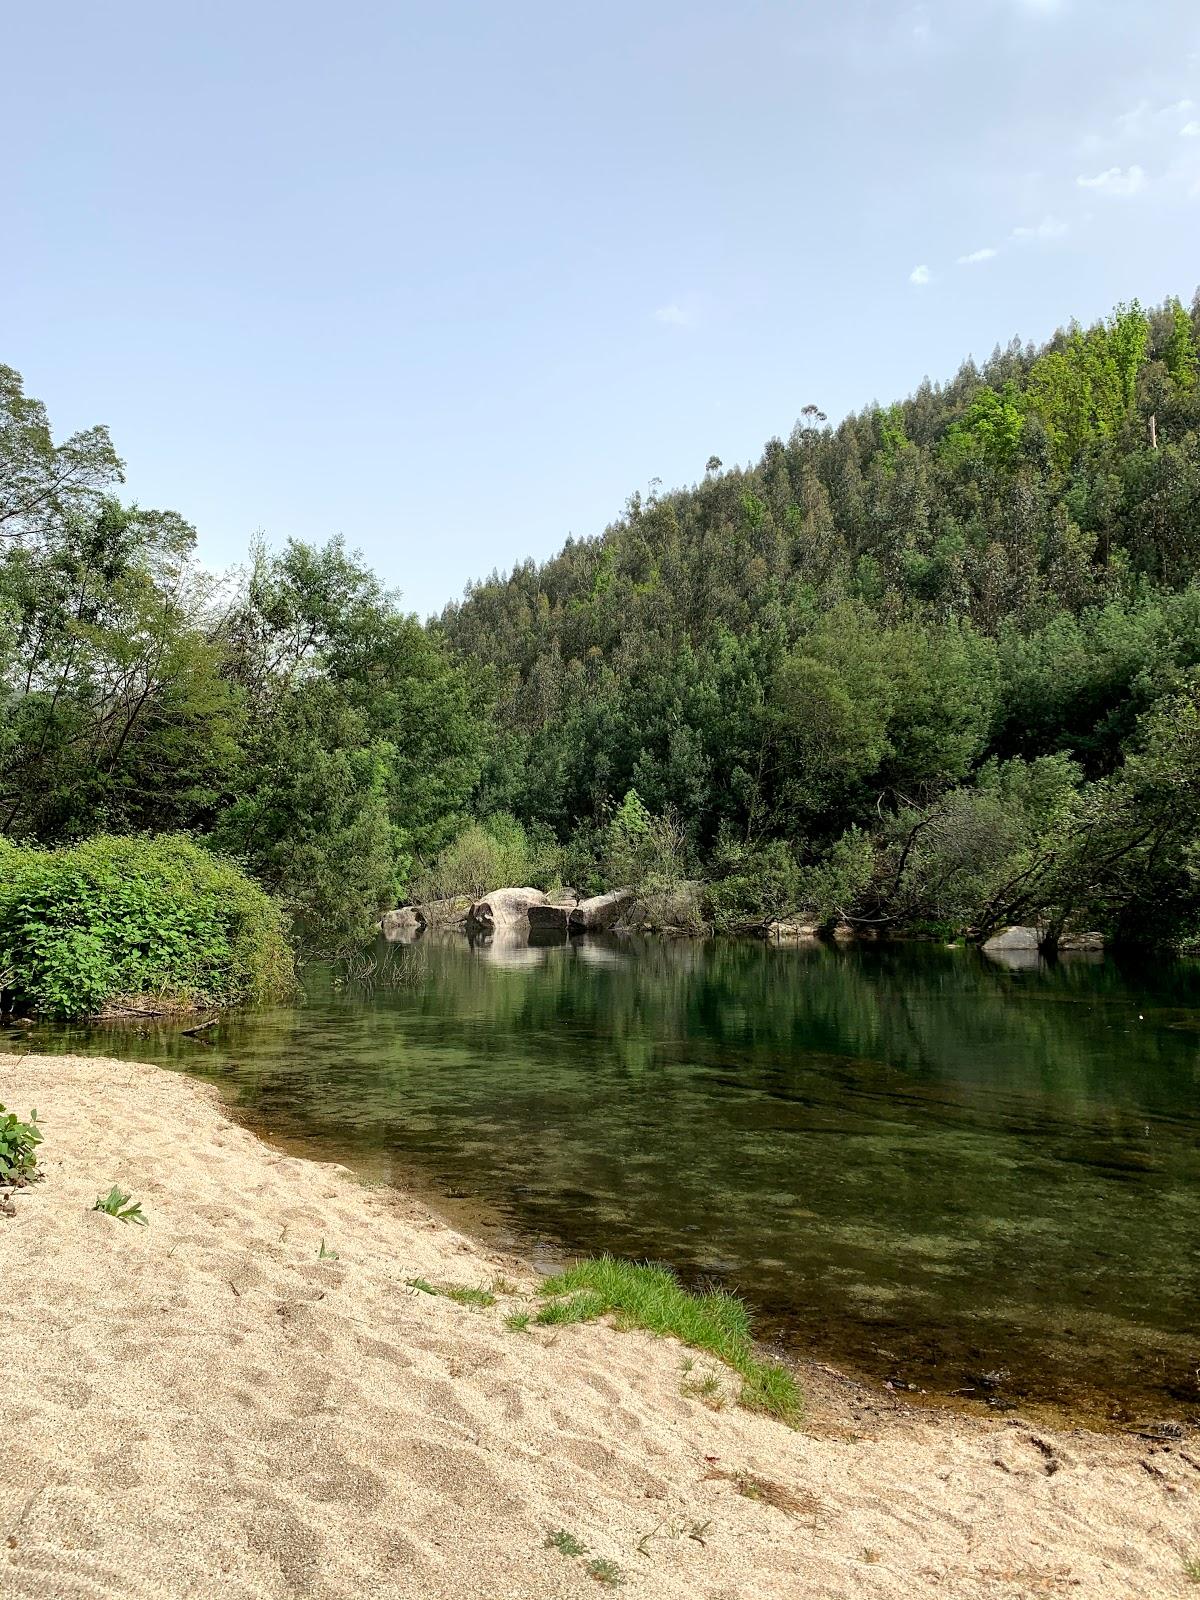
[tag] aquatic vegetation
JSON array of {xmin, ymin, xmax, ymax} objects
[{"xmin": 536, "ymin": 1256, "xmax": 802, "ymax": 1425}]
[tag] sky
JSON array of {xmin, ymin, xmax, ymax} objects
[{"xmin": 6, "ymin": 0, "xmax": 1199, "ymax": 618}]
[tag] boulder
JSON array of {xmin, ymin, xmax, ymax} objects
[
  {"xmin": 569, "ymin": 889, "xmax": 636, "ymax": 934},
  {"xmin": 467, "ymin": 887, "xmax": 548, "ymax": 933},
  {"xmin": 764, "ymin": 920, "xmax": 821, "ymax": 941},
  {"xmin": 528, "ymin": 901, "xmax": 572, "ymax": 936},
  {"xmin": 380, "ymin": 906, "xmax": 424, "ymax": 941},
  {"xmin": 1058, "ymin": 930, "xmax": 1104, "ymax": 952},
  {"xmin": 982, "ymin": 926, "xmax": 1041, "ymax": 952},
  {"xmin": 416, "ymin": 895, "xmax": 472, "ymax": 929}
]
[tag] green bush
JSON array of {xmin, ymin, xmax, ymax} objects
[
  {"xmin": 408, "ymin": 812, "xmax": 561, "ymax": 902},
  {"xmin": 0, "ymin": 834, "xmax": 294, "ymax": 1019},
  {"xmin": 0, "ymin": 1104, "xmax": 41, "ymax": 1185},
  {"xmin": 705, "ymin": 834, "xmax": 807, "ymax": 934}
]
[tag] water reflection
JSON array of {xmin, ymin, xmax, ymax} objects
[{"xmin": 15, "ymin": 935, "xmax": 1200, "ymax": 1420}]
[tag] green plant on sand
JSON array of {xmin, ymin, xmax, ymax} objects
[
  {"xmin": 544, "ymin": 1529, "xmax": 588, "ymax": 1558},
  {"xmin": 534, "ymin": 1256, "xmax": 802, "ymax": 1425},
  {"xmin": 0, "ymin": 1105, "xmax": 41, "ymax": 1187},
  {"xmin": 93, "ymin": 1186, "xmax": 148, "ymax": 1225}
]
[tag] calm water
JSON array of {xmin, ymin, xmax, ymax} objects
[{"xmin": 13, "ymin": 934, "xmax": 1200, "ymax": 1421}]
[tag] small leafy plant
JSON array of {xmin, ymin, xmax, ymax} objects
[
  {"xmin": 545, "ymin": 1529, "xmax": 588, "ymax": 1558},
  {"xmin": 93, "ymin": 1186, "xmax": 148, "ymax": 1225},
  {"xmin": 0, "ymin": 1105, "xmax": 41, "ymax": 1187},
  {"xmin": 585, "ymin": 1557, "xmax": 626, "ymax": 1587}
]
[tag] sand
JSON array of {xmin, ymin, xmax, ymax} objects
[{"xmin": 1, "ymin": 1051, "xmax": 1197, "ymax": 1599}]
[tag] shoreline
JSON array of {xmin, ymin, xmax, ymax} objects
[
  {"xmin": 2, "ymin": 1051, "xmax": 1198, "ymax": 1598},
  {"xmin": 7, "ymin": 1012, "xmax": 1195, "ymax": 1433}
]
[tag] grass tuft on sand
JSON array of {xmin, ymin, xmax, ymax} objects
[{"xmin": 536, "ymin": 1256, "xmax": 801, "ymax": 1425}]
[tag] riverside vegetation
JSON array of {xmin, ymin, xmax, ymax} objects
[{"xmin": 3, "ymin": 293, "xmax": 1200, "ymax": 1014}]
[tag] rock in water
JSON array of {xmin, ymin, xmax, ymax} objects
[
  {"xmin": 467, "ymin": 888, "xmax": 549, "ymax": 933},
  {"xmin": 569, "ymin": 889, "xmax": 636, "ymax": 934},
  {"xmin": 982, "ymin": 926, "xmax": 1041, "ymax": 951},
  {"xmin": 527, "ymin": 902, "xmax": 572, "ymax": 936},
  {"xmin": 416, "ymin": 896, "xmax": 472, "ymax": 929},
  {"xmin": 380, "ymin": 906, "xmax": 424, "ymax": 941}
]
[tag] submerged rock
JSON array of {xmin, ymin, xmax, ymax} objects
[
  {"xmin": 569, "ymin": 889, "xmax": 636, "ymax": 934},
  {"xmin": 467, "ymin": 887, "xmax": 548, "ymax": 933}
]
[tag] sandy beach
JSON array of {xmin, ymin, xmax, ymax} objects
[{"xmin": 1, "ymin": 1050, "xmax": 1197, "ymax": 1599}]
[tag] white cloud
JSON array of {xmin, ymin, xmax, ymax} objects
[
  {"xmin": 1183, "ymin": 121, "xmax": 1200, "ymax": 137},
  {"xmin": 1076, "ymin": 164, "xmax": 1146, "ymax": 195},
  {"xmin": 956, "ymin": 246, "xmax": 998, "ymax": 264},
  {"xmin": 1012, "ymin": 215, "xmax": 1070, "ymax": 240},
  {"xmin": 654, "ymin": 303, "xmax": 692, "ymax": 327},
  {"xmin": 909, "ymin": 264, "xmax": 931, "ymax": 286}
]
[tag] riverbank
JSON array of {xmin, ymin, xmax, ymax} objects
[{"xmin": 2, "ymin": 1053, "xmax": 1196, "ymax": 1599}]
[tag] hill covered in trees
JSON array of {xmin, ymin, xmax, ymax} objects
[
  {"xmin": 438, "ymin": 293, "xmax": 1200, "ymax": 947},
  {"xmin": 3, "ymin": 291, "xmax": 1200, "ymax": 968}
]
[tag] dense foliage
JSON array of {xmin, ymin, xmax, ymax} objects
[
  {"xmin": 0, "ymin": 834, "xmax": 294, "ymax": 1018},
  {"xmin": 3, "ymin": 291, "xmax": 1200, "ymax": 961},
  {"xmin": 440, "ymin": 294, "xmax": 1200, "ymax": 946},
  {"xmin": 0, "ymin": 372, "xmax": 486, "ymax": 955}
]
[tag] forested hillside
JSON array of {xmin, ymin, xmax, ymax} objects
[
  {"xmin": 440, "ymin": 294, "xmax": 1200, "ymax": 946},
  {"xmin": 3, "ymin": 293, "xmax": 1200, "ymax": 960}
]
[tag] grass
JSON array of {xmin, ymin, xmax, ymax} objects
[
  {"xmin": 317, "ymin": 1237, "xmax": 339, "ymax": 1260},
  {"xmin": 1184, "ymin": 1553, "xmax": 1200, "ymax": 1584},
  {"xmin": 545, "ymin": 1529, "xmax": 587, "ymax": 1557},
  {"xmin": 680, "ymin": 1368, "xmax": 726, "ymax": 1410},
  {"xmin": 405, "ymin": 1276, "xmax": 496, "ymax": 1308},
  {"xmin": 444, "ymin": 1285, "xmax": 496, "ymax": 1308},
  {"xmin": 535, "ymin": 1256, "xmax": 802, "ymax": 1425},
  {"xmin": 92, "ymin": 1186, "xmax": 148, "ymax": 1225},
  {"xmin": 534, "ymin": 1290, "xmax": 608, "ymax": 1326},
  {"xmin": 505, "ymin": 1310, "xmax": 533, "ymax": 1332},
  {"xmin": 706, "ymin": 1466, "xmax": 825, "ymax": 1522}
]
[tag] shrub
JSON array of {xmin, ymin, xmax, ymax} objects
[
  {"xmin": 0, "ymin": 833, "xmax": 294, "ymax": 1019},
  {"xmin": 0, "ymin": 1105, "xmax": 41, "ymax": 1186},
  {"xmin": 706, "ymin": 834, "xmax": 807, "ymax": 934},
  {"xmin": 602, "ymin": 790, "xmax": 690, "ymax": 893},
  {"xmin": 409, "ymin": 813, "xmax": 561, "ymax": 902}
]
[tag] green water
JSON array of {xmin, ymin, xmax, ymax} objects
[{"xmin": 14, "ymin": 934, "xmax": 1200, "ymax": 1421}]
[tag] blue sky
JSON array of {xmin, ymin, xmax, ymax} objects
[{"xmin": 6, "ymin": 0, "xmax": 1199, "ymax": 617}]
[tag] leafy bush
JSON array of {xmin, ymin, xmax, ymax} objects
[
  {"xmin": 602, "ymin": 790, "xmax": 690, "ymax": 894},
  {"xmin": 0, "ymin": 1104, "xmax": 41, "ymax": 1186},
  {"xmin": 0, "ymin": 834, "xmax": 294, "ymax": 1019},
  {"xmin": 409, "ymin": 812, "xmax": 561, "ymax": 902},
  {"xmin": 706, "ymin": 834, "xmax": 807, "ymax": 934}
]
